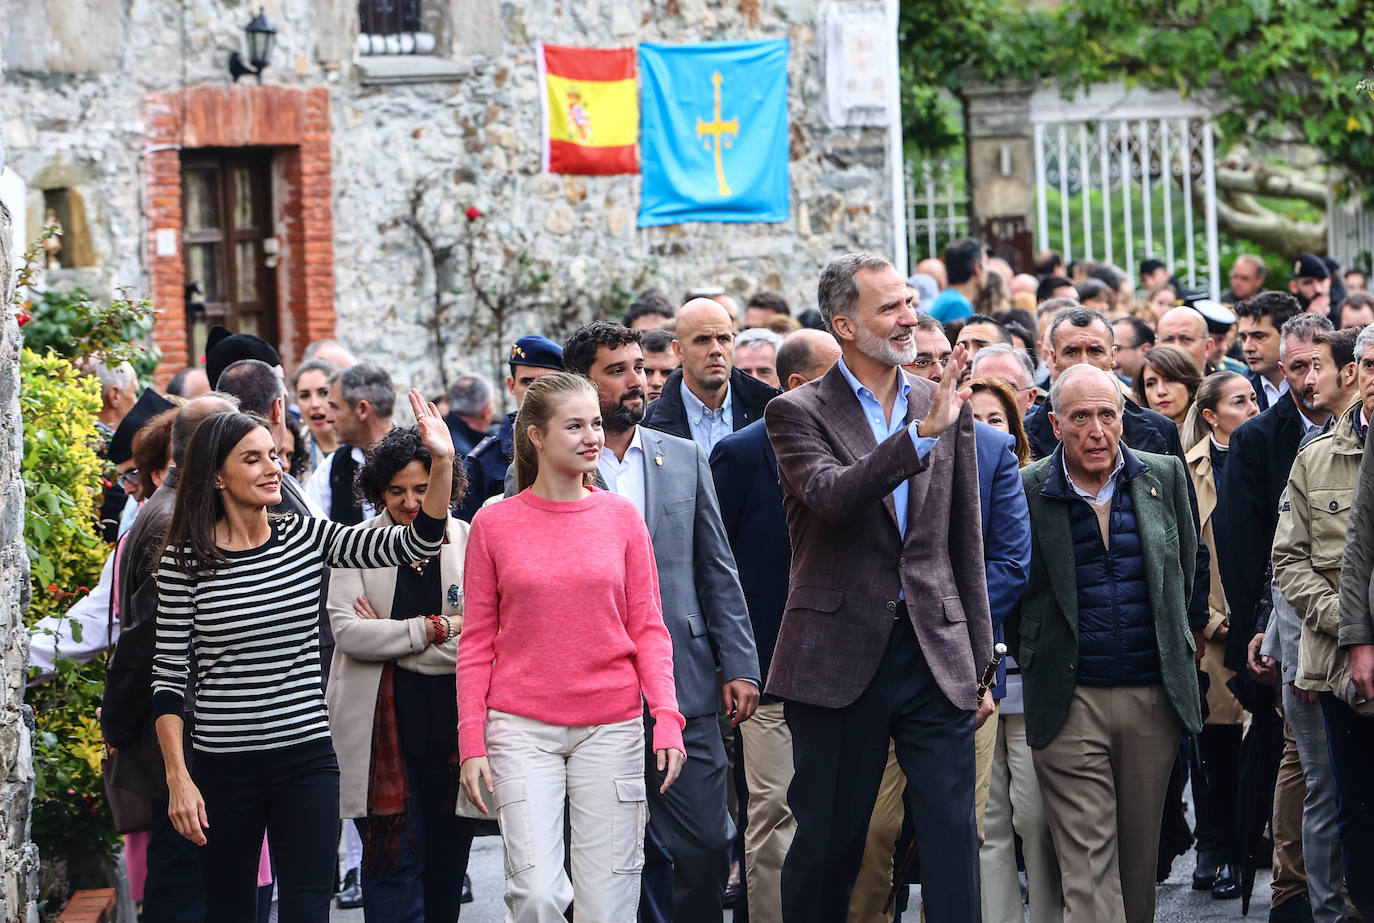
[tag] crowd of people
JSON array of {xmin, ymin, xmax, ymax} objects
[{"xmin": 33, "ymin": 238, "xmax": 1374, "ymax": 923}]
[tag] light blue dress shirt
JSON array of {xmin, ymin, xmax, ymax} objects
[
  {"xmin": 835, "ymin": 357, "xmax": 937, "ymax": 538},
  {"xmin": 681, "ymin": 380, "xmax": 734, "ymax": 459}
]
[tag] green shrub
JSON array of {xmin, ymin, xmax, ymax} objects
[
  {"xmin": 20, "ymin": 349, "xmax": 105, "ymax": 618},
  {"xmin": 13, "ymin": 230, "xmax": 155, "ymax": 882},
  {"xmin": 19, "ymin": 347, "xmax": 114, "ymax": 856},
  {"xmin": 21, "ymin": 284, "xmax": 159, "ymax": 387}
]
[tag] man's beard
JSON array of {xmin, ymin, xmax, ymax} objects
[
  {"xmin": 602, "ymin": 391, "xmax": 646, "ymax": 433},
  {"xmin": 1295, "ymin": 384, "xmax": 1320, "ymax": 414},
  {"xmin": 853, "ymin": 322, "xmax": 917, "ymax": 367}
]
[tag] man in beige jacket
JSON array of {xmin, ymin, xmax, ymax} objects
[{"xmin": 1272, "ymin": 325, "xmax": 1368, "ymax": 923}]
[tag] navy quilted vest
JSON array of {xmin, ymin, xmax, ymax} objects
[{"xmin": 1067, "ymin": 485, "xmax": 1161, "ymax": 685}]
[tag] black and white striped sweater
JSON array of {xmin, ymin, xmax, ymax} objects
[{"xmin": 152, "ymin": 511, "xmax": 444, "ymax": 753}]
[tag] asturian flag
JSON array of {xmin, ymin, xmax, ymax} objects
[
  {"xmin": 537, "ymin": 43, "xmax": 638, "ymax": 175},
  {"xmin": 638, "ymin": 39, "xmax": 790, "ymax": 227}
]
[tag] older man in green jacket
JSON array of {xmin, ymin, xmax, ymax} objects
[{"xmin": 1010, "ymin": 363, "xmax": 1203, "ymax": 923}]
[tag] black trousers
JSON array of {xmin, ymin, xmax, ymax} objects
[
  {"xmin": 1190, "ymin": 723, "xmax": 1242, "ymax": 868},
  {"xmin": 143, "ymin": 799, "xmax": 205, "ymax": 922},
  {"xmin": 192, "ymin": 738, "xmax": 340, "ymax": 923},
  {"xmin": 639, "ymin": 712, "xmax": 733, "ymax": 923},
  {"xmin": 353, "ymin": 753, "xmax": 478, "ymax": 923},
  {"xmin": 782, "ymin": 616, "xmax": 979, "ymax": 923}
]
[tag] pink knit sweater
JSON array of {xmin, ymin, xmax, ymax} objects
[{"xmin": 458, "ymin": 488, "xmax": 686, "ymax": 758}]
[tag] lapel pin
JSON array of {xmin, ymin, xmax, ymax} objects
[
  {"xmin": 654, "ymin": 455, "xmax": 663, "ymax": 466},
  {"xmin": 447, "ymin": 584, "xmax": 461, "ymax": 608},
  {"xmin": 1150, "ymin": 487, "xmax": 1157, "ymax": 497}
]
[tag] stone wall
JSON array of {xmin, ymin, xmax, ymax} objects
[
  {"xmin": 0, "ymin": 113, "xmax": 40, "ymax": 923},
  {"xmin": 1, "ymin": 0, "xmax": 898, "ymax": 400}
]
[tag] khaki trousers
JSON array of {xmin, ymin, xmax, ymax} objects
[
  {"xmin": 973, "ymin": 706, "xmax": 999, "ymax": 843},
  {"xmin": 485, "ymin": 710, "xmax": 646, "ymax": 923},
  {"xmin": 738, "ymin": 702, "xmax": 795, "ymax": 923},
  {"xmin": 1032, "ymin": 685, "xmax": 1180, "ymax": 923},
  {"xmin": 1270, "ymin": 717, "xmax": 1309, "ymax": 909},
  {"xmin": 981, "ymin": 712, "xmax": 1062, "ymax": 923}
]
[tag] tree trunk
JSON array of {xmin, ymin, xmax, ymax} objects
[{"xmin": 1191, "ymin": 163, "xmax": 1328, "ymax": 258}]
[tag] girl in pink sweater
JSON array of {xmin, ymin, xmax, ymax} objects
[{"xmin": 458, "ymin": 372, "xmax": 685, "ymax": 921}]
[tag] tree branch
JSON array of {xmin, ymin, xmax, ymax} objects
[
  {"xmin": 1194, "ymin": 184, "xmax": 1328, "ymax": 257},
  {"xmin": 1213, "ymin": 165, "xmax": 1329, "ymax": 207},
  {"xmin": 404, "ymin": 181, "xmax": 457, "ymax": 391}
]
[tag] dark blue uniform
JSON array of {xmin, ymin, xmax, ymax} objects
[
  {"xmin": 457, "ymin": 334, "xmax": 564, "ymax": 520},
  {"xmin": 457, "ymin": 412, "xmax": 514, "ymax": 522}
]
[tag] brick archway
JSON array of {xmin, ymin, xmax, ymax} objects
[{"xmin": 144, "ymin": 85, "xmax": 335, "ymax": 380}]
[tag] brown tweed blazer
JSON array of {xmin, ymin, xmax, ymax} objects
[{"xmin": 762, "ymin": 362, "xmax": 992, "ymax": 711}]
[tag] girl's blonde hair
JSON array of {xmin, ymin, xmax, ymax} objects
[{"xmin": 513, "ymin": 372, "xmax": 601, "ymax": 491}]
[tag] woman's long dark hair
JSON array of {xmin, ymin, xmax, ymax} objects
[
  {"xmin": 1131, "ymin": 343, "xmax": 1203, "ymax": 415},
  {"xmin": 162, "ymin": 411, "xmax": 272, "ymax": 577}
]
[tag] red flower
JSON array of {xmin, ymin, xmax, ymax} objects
[
  {"xmin": 46, "ymin": 584, "xmax": 59, "ymax": 594},
  {"xmin": 15, "ymin": 311, "xmax": 30, "ymax": 328},
  {"xmin": 465, "ymin": 206, "xmax": 482, "ymax": 222},
  {"xmin": 77, "ymin": 586, "xmax": 89, "ymax": 594}
]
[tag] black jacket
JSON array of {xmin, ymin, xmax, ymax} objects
[
  {"xmin": 708, "ymin": 420, "xmax": 788, "ymax": 701},
  {"xmin": 103, "ymin": 472, "xmax": 181, "ymax": 800},
  {"xmin": 458, "ymin": 413, "xmax": 515, "ymax": 522},
  {"xmin": 1247, "ymin": 371, "xmax": 1274, "ymax": 413},
  {"xmin": 642, "ymin": 367, "xmax": 780, "ymax": 442},
  {"xmin": 444, "ymin": 413, "xmax": 488, "ymax": 458},
  {"xmin": 1216, "ymin": 392, "xmax": 1309, "ymax": 670}
]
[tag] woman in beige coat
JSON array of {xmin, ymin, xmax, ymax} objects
[
  {"xmin": 1180, "ymin": 371, "xmax": 1260, "ymax": 898},
  {"xmin": 326, "ymin": 426, "xmax": 485, "ymax": 922}
]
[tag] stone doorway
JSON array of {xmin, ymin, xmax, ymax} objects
[{"xmin": 144, "ymin": 86, "xmax": 336, "ymax": 382}]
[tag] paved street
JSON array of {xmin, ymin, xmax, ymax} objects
[{"xmin": 331, "ymin": 799, "xmax": 1274, "ymax": 921}]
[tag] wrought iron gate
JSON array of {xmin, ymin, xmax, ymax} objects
[{"xmin": 1031, "ymin": 85, "xmax": 1221, "ymax": 298}]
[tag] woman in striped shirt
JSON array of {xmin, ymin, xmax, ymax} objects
[{"xmin": 152, "ymin": 390, "xmax": 455, "ymax": 922}]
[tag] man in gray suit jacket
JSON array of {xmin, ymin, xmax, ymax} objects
[
  {"xmin": 564, "ymin": 323, "xmax": 762, "ymax": 923},
  {"xmin": 764, "ymin": 253, "xmax": 993, "ymax": 921}
]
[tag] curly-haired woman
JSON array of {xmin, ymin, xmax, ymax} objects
[{"xmin": 326, "ymin": 426, "xmax": 483, "ymax": 921}]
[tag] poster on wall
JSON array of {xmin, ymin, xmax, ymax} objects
[{"xmin": 822, "ymin": 1, "xmax": 892, "ymax": 127}]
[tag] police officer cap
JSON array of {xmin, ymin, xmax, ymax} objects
[
  {"xmin": 1292, "ymin": 253, "xmax": 1330, "ymax": 281},
  {"xmin": 509, "ymin": 335, "xmax": 564, "ymax": 372},
  {"xmin": 1191, "ymin": 299, "xmax": 1237, "ymax": 336}
]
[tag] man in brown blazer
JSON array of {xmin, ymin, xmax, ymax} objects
[{"xmin": 764, "ymin": 252, "xmax": 994, "ymax": 920}]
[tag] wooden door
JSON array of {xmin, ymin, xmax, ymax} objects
[{"xmin": 181, "ymin": 150, "xmax": 278, "ymax": 363}]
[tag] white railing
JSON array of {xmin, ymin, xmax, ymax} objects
[
  {"xmin": 1329, "ymin": 192, "xmax": 1374, "ymax": 273},
  {"xmin": 1030, "ymin": 84, "xmax": 1221, "ymax": 298},
  {"xmin": 904, "ymin": 158, "xmax": 969, "ymax": 266}
]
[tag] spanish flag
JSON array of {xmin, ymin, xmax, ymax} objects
[{"xmin": 538, "ymin": 44, "xmax": 638, "ymax": 175}]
